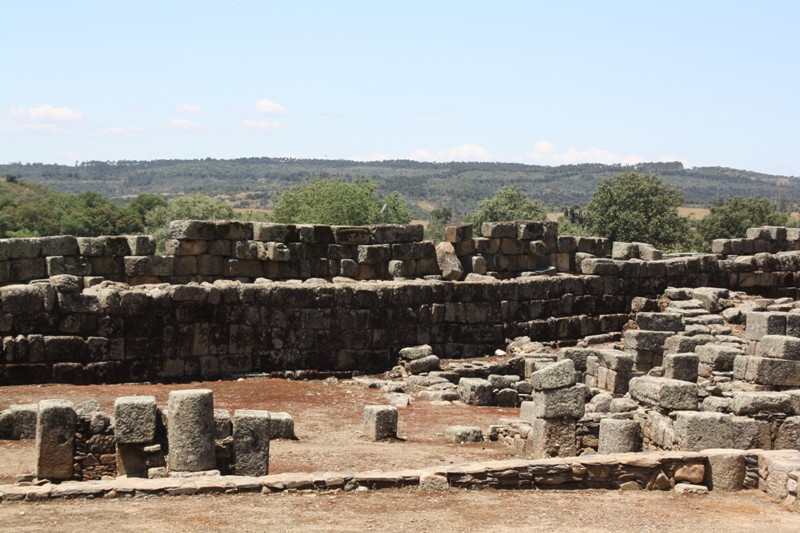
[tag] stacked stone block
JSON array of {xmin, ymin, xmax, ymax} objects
[
  {"xmin": 520, "ymin": 359, "xmax": 584, "ymax": 458},
  {"xmin": 584, "ymin": 349, "xmax": 635, "ymax": 395},
  {"xmin": 35, "ymin": 399, "xmax": 77, "ymax": 480},
  {"xmin": 114, "ymin": 395, "xmax": 157, "ymax": 477}
]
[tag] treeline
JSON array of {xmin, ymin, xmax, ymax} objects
[{"xmin": 2, "ymin": 158, "xmax": 798, "ymax": 218}]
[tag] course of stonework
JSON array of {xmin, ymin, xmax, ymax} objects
[{"xmin": 0, "ymin": 221, "xmax": 799, "ymax": 511}]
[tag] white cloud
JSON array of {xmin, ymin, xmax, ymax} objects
[
  {"xmin": 255, "ymin": 98, "xmax": 287, "ymax": 114},
  {"xmin": 7, "ymin": 104, "xmax": 84, "ymax": 122},
  {"xmin": 410, "ymin": 143, "xmax": 493, "ymax": 162},
  {"xmin": 162, "ymin": 118, "xmax": 201, "ymax": 131},
  {"xmin": 241, "ymin": 119, "xmax": 283, "ymax": 130},
  {"xmin": 529, "ymin": 140, "xmax": 644, "ymax": 165},
  {"xmin": 174, "ymin": 103, "xmax": 204, "ymax": 114},
  {"xmin": 101, "ymin": 126, "xmax": 147, "ymax": 135}
]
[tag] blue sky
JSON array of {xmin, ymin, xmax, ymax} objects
[{"xmin": 2, "ymin": 1, "xmax": 799, "ymax": 175}]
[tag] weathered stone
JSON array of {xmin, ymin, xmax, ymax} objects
[
  {"xmin": 457, "ymin": 378, "xmax": 493, "ymax": 406},
  {"xmin": 443, "ymin": 425, "xmax": 483, "ymax": 443},
  {"xmin": 521, "ymin": 385, "xmax": 586, "ymax": 420},
  {"xmin": 398, "ymin": 344, "xmax": 432, "ymax": 361},
  {"xmin": 756, "ymin": 335, "xmax": 800, "ymax": 360},
  {"xmin": 663, "ymin": 353, "xmax": 699, "ymax": 383},
  {"xmin": 524, "ymin": 418, "xmax": 576, "ymax": 459},
  {"xmin": 746, "ymin": 312, "xmax": 787, "ymax": 340},
  {"xmin": 731, "ymin": 391, "xmax": 793, "ymax": 416},
  {"xmin": 233, "ymin": 410, "xmax": 271, "ymax": 476},
  {"xmin": 598, "ymin": 418, "xmax": 640, "ymax": 454},
  {"xmin": 674, "ymin": 411, "xmax": 733, "ymax": 451},
  {"xmin": 702, "ymin": 449, "xmax": 746, "ymax": 491},
  {"xmin": 673, "ymin": 483, "xmax": 708, "ymax": 494},
  {"xmin": 623, "ymin": 330, "xmax": 672, "ymax": 352},
  {"xmin": 269, "ymin": 412, "xmax": 296, "ymax": 440},
  {"xmin": 363, "ymin": 405, "xmax": 398, "ymax": 440},
  {"xmin": 488, "ymin": 374, "xmax": 520, "ymax": 389},
  {"xmin": 406, "ymin": 355, "xmax": 440, "ymax": 375},
  {"xmin": 419, "ymin": 473, "xmax": 450, "ymax": 492},
  {"xmin": 635, "ymin": 312, "xmax": 684, "ymax": 332},
  {"xmin": 434, "ymin": 242, "xmax": 462, "ymax": 281},
  {"xmin": 444, "ymin": 223, "xmax": 472, "ymax": 243},
  {"xmin": 628, "ymin": 376, "xmax": 698, "ymax": 411},
  {"xmin": 35, "ymin": 399, "xmax": 76, "ymax": 480},
  {"xmin": 494, "ymin": 388, "xmax": 519, "ymax": 407},
  {"xmin": 734, "ymin": 355, "xmax": 800, "ymax": 387},
  {"xmin": 214, "ymin": 409, "xmax": 232, "ymax": 439},
  {"xmin": 10, "ymin": 404, "xmax": 37, "ymax": 439},
  {"xmin": 695, "ymin": 344, "xmax": 743, "ymax": 375},
  {"xmin": 167, "ymin": 389, "xmax": 216, "ymax": 472},
  {"xmin": 530, "ymin": 359, "xmax": 576, "ymax": 390},
  {"xmin": 114, "ymin": 396, "xmax": 157, "ymax": 444},
  {"xmin": 774, "ymin": 416, "xmax": 800, "ymax": 450}
]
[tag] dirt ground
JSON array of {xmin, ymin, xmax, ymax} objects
[
  {"xmin": 0, "ymin": 377, "xmax": 516, "ymax": 483},
  {"xmin": 1, "ymin": 377, "xmax": 798, "ymax": 531},
  {"xmin": 0, "ymin": 488, "xmax": 797, "ymax": 532}
]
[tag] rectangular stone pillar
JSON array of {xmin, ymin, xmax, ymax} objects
[
  {"xmin": 35, "ymin": 399, "xmax": 76, "ymax": 480},
  {"xmin": 233, "ymin": 410, "xmax": 271, "ymax": 476},
  {"xmin": 363, "ymin": 405, "xmax": 398, "ymax": 440}
]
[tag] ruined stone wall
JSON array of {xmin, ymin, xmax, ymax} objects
[{"xmin": 0, "ymin": 223, "xmax": 798, "ymax": 385}]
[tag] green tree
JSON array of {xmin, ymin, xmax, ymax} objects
[
  {"xmin": 424, "ymin": 207, "xmax": 452, "ymax": 242},
  {"xmin": 271, "ymin": 177, "xmax": 411, "ymax": 225},
  {"xmin": 697, "ymin": 196, "xmax": 788, "ymax": 242},
  {"xmin": 145, "ymin": 193, "xmax": 235, "ymax": 250},
  {"xmin": 466, "ymin": 185, "xmax": 547, "ymax": 230},
  {"xmin": 584, "ymin": 172, "xmax": 688, "ymax": 249}
]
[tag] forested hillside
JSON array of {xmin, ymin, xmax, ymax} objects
[{"xmin": 2, "ymin": 159, "xmax": 797, "ymax": 218}]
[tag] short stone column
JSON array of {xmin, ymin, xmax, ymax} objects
[
  {"xmin": 35, "ymin": 399, "xmax": 76, "ymax": 480},
  {"xmin": 233, "ymin": 410, "xmax": 271, "ymax": 476},
  {"xmin": 598, "ymin": 418, "xmax": 641, "ymax": 454},
  {"xmin": 167, "ymin": 389, "xmax": 215, "ymax": 472},
  {"xmin": 363, "ymin": 405, "xmax": 398, "ymax": 440}
]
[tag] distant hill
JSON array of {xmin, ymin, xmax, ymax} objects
[{"xmin": 2, "ymin": 158, "xmax": 797, "ymax": 218}]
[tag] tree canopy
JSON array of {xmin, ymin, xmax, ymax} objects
[
  {"xmin": 466, "ymin": 185, "xmax": 547, "ymax": 230},
  {"xmin": 584, "ymin": 172, "xmax": 688, "ymax": 249},
  {"xmin": 697, "ymin": 196, "xmax": 788, "ymax": 242},
  {"xmin": 270, "ymin": 178, "xmax": 411, "ymax": 225}
]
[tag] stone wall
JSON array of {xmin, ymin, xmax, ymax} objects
[{"xmin": 0, "ymin": 223, "xmax": 799, "ymax": 385}]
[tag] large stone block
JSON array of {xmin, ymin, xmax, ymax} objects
[
  {"xmin": 703, "ymin": 449, "xmax": 746, "ymax": 491},
  {"xmin": 363, "ymin": 405, "xmax": 397, "ymax": 440},
  {"xmin": 598, "ymin": 418, "xmax": 640, "ymax": 454},
  {"xmin": 774, "ymin": 416, "xmax": 800, "ymax": 450},
  {"xmin": 530, "ymin": 359, "xmax": 575, "ymax": 391},
  {"xmin": 674, "ymin": 411, "xmax": 734, "ymax": 451},
  {"xmin": 435, "ymin": 242, "xmax": 462, "ymax": 281},
  {"xmin": 623, "ymin": 330, "xmax": 671, "ymax": 352},
  {"xmin": 756, "ymin": 335, "xmax": 800, "ymax": 360},
  {"xmin": 233, "ymin": 409, "xmax": 271, "ymax": 476},
  {"xmin": 443, "ymin": 425, "xmax": 483, "ymax": 443},
  {"xmin": 732, "ymin": 416, "xmax": 771, "ymax": 450},
  {"xmin": 664, "ymin": 334, "xmax": 714, "ymax": 355},
  {"xmin": 524, "ymin": 418, "xmax": 576, "ymax": 459},
  {"xmin": 10, "ymin": 403, "xmax": 37, "ymax": 439},
  {"xmin": 731, "ymin": 391, "xmax": 793, "ymax": 416},
  {"xmin": 269, "ymin": 412, "xmax": 296, "ymax": 440},
  {"xmin": 734, "ymin": 355, "xmax": 800, "ymax": 387},
  {"xmin": 521, "ymin": 385, "xmax": 586, "ymax": 420},
  {"xmin": 746, "ymin": 312, "xmax": 788, "ymax": 340},
  {"xmin": 635, "ymin": 312, "xmax": 684, "ymax": 332},
  {"xmin": 663, "ymin": 353, "xmax": 699, "ymax": 383},
  {"xmin": 596, "ymin": 349, "xmax": 634, "ymax": 373},
  {"xmin": 628, "ymin": 376, "xmax": 698, "ymax": 411},
  {"xmin": 406, "ymin": 355, "xmax": 441, "ymax": 375},
  {"xmin": 114, "ymin": 395, "xmax": 157, "ymax": 444},
  {"xmin": 35, "ymin": 399, "xmax": 76, "ymax": 480},
  {"xmin": 167, "ymin": 389, "xmax": 216, "ymax": 472},
  {"xmin": 457, "ymin": 377, "xmax": 493, "ymax": 406},
  {"xmin": 695, "ymin": 344, "xmax": 743, "ymax": 375}
]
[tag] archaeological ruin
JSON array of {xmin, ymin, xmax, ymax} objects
[{"xmin": 0, "ymin": 220, "xmax": 799, "ymax": 508}]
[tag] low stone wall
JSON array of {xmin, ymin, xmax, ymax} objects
[{"xmin": 1, "ymin": 450, "xmax": 798, "ymax": 506}]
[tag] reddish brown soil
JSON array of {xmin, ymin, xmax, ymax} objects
[
  {"xmin": 0, "ymin": 377, "xmax": 516, "ymax": 482},
  {"xmin": 1, "ymin": 377, "xmax": 797, "ymax": 531}
]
